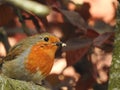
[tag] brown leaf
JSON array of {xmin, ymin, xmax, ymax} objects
[
  {"xmin": 93, "ymin": 32, "xmax": 114, "ymax": 47},
  {"xmin": 63, "ymin": 35, "xmax": 93, "ymax": 66},
  {"xmin": 62, "ymin": 37, "xmax": 92, "ymax": 51},
  {"xmin": 92, "ymin": 20, "xmax": 115, "ymax": 34},
  {"xmin": 63, "ymin": 28, "xmax": 100, "ymax": 66},
  {"xmin": 86, "ymin": 28, "xmax": 99, "ymax": 39},
  {"xmin": 0, "ymin": 4, "xmax": 15, "ymax": 26},
  {"xmin": 66, "ymin": 46, "xmax": 90, "ymax": 66},
  {"xmin": 53, "ymin": 7, "xmax": 87, "ymax": 30}
]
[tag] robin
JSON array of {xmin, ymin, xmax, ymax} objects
[{"xmin": 1, "ymin": 33, "xmax": 66, "ymax": 84}]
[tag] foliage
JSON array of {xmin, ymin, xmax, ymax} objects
[{"xmin": 0, "ymin": 0, "xmax": 116, "ymax": 90}]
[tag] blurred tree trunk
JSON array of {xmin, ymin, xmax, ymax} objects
[{"xmin": 108, "ymin": 2, "xmax": 120, "ymax": 90}]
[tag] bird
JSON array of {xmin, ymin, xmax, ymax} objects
[{"xmin": 0, "ymin": 33, "xmax": 66, "ymax": 84}]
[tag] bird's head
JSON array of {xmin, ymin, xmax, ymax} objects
[{"xmin": 30, "ymin": 33, "xmax": 66, "ymax": 57}]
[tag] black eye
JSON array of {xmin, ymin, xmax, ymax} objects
[{"xmin": 44, "ymin": 37, "xmax": 49, "ymax": 42}]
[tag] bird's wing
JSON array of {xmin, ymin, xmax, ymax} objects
[
  {"xmin": 3, "ymin": 35, "xmax": 43, "ymax": 61},
  {"xmin": 3, "ymin": 43, "xmax": 26, "ymax": 61}
]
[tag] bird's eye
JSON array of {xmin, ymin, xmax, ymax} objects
[{"xmin": 44, "ymin": 37, "xmax": 49, "ymax": 42}]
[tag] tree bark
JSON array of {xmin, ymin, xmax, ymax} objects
[{"xmin": 108, "ymin": 2, "xmax": 120, "ymax": 90}]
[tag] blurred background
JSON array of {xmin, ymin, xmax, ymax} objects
[{"xmin": 0, "ymin": 0, "xmax": 118, "ymax": 90}]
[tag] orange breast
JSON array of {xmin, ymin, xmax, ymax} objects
[{"xmin": 25, "ymin": 42, "xmax": 55, "ymax": 76}]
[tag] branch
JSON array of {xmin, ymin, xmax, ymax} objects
[
  {"xmin": 4, "ymin": 0, "xmax": 51, "ymax": 17},
  {"xmin": 0, "ymin": 74, "xmax": 48, "ymax": 90}
]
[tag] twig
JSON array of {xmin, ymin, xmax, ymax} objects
[
  {"xmin": 0, "ymin": 27, "xmax": 10, "ymax": 53},
  {"xmin": 38, "ymin": 17, "xmax": 48, "ymax": 31},
  {"xmin": 29, "ymin": 15, "xmax": 42, "ymax": 33},
  {"xmin": 16, "ymin": 9, "xmax": 32, "ymax": 36}
]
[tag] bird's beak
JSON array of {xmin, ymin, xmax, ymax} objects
[{"xmin": 56, "ymin": 42, "xmax": 66, "ymax": 47}]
